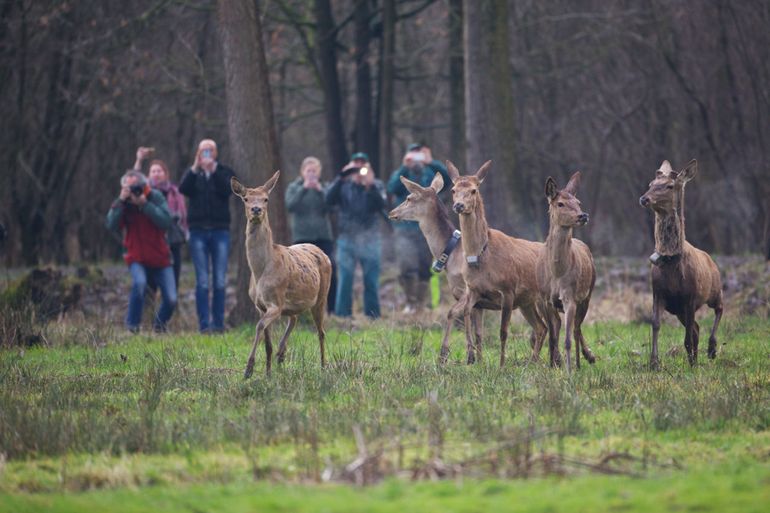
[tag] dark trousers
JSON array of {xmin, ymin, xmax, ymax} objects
[
  {"xmin": 148, "ymin": 243, "xmax": 183, "ymax": 292},
  {"xmin": 295, "ymin": 239, "xmax": 337, "ymax": 313}
]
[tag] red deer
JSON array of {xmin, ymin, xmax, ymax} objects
[
  {"xmin": 444, "ymin": 161, "xmax": 551, "ymax": 367},
  {"xmin": 536, "ymin": 172, "xmax": 597, "ymax": 373},
  {"xmin": 639, "ymin": 159, "xmax": 723, "ymax": 368},
  {"xmin": 388, "ymin": 173, "xmax": 547, "ymax": 363},
  {"xmin": 231, "ymin": 172, "xmax": 332, "ymax": 378}
]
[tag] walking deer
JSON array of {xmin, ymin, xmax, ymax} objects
[
  {"xmin": 444, "ymin": 161, "xmax": 550, "ymax": 367},
  {"xmin": 536, "ymin": 172, "xmax": 597, "ymax": 373},
  {"xmin": 231, "ymin": 172, "xmax": 332, "ymax": 378},
  {"xmin": 388, "ymin": 173, "xmax": 546, "ymax": 363},
  {"xmin": 639, "ymin": 160, "xmax": 723, "ymax": 368}
]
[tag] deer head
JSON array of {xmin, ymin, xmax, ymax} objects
[
  {"xmin": 639, "ymin": 160, "xmax": 697, "ymax": 214},
  {"xmin": 447, "ymin": 160, "xmax": 491, "ymax": 215},
  {"xmin": 231, "ymin": 171, "xmax": 281, "ymax": 224},
  {"xmin": 545, "ymin": 171, "xmax": 589, "ymax": 228},
  {"xmin": 388, "ymin": 173, "xmax": 444, "ymax": 222}
]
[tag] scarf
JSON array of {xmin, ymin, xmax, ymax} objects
[{"xmin": 151, "ymin": 179, "xmax": 188, "ymax": 235}]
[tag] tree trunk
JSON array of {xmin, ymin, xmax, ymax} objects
[
  {"xmin": 353, "ymin": 0, "xmax": 376, "ymax": 168},
  {"xmin": 217, "ymin": 0, "xmax": 285, "ymax": 326},
  {"xmin": 448, "ymin": 0, "xmax": 465, "ymax": 166},
  {"xmin": 378, "ymin": 0, "xmax": 396, "ymax": 176},
  {"xmin": 315, "ymin": 0, "xmax": 348, "ymax": 176},
  {"xmin": 463, "ymin": 0, "xmax": 518, "ymax": 234}
]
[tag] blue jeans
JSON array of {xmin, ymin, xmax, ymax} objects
[
  {"xmin": 127, "ymin": 263, "xmax": 177, "ymax": 331},
  {"xmin": 335, "ymin": 233, "xmax": 381, "ymax": 318},
  {"xmin": 189, "ymin": 229, "xmax": 230, "ymax": 332}
]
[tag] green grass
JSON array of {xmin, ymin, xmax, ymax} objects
[{"xmin": 1, "ymin": 315, "xmax": 769, "ymax": 511}]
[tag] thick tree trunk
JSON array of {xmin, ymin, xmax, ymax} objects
[
  {"xmin": 217, "ymin": 0, "xmax": 285, "ymax": 325},
  {"xmin": 463, "ymin": 0, "xmax": 519, "ymax": 234},
  {"xmin": 315, "ymin": 0, "xmax": 348, "ymax": 175},
  {"xmin": 353, "ymin": 0, "xmax": 376, "ymax": 167},
  {"xmin": 448, "ymin": 0, "xmax": 465, "ymax": 166},
  {"xmin": 378, "ymin": 0, "xmax": 396, "ymax": 176}
]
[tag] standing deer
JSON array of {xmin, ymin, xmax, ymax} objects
[
  {"xmin": 639, "ymin": 160, "xmax": 723, "ymax": 368},
  {"xmin": 388, "ymin": 173, "xmax": 547, "ymax": 364},
  {"xmin": 444, "ymin": 160, "xmax": 551, "ymax": 367},
  {"xmin": 231, "ymin": 172, "xmax": 332, "ymax": 378},
  {"xmin": 536, "ymin": 172, "xmax": 597, "ymax": 373}
]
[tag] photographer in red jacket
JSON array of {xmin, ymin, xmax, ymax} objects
[{"xmin": 106, "ymin": 170, "xmax": 177, "ymax": 333}]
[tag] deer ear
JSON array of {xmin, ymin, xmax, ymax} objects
[
  {"xmin": 475, "ymin": 160, "xmax": 492, "ymax": 183},
  {"xmin": 679, "ymin": 159, "xmax": 697, "ymax": 183},
  {"xmin": 263, "ymin": 170, "xmax": 281, "ymax": 194},
  {"xmin": 563, "ymin": 171, "xmax": 581, "ymax": 195},
  {"xmin": 429, "ymin": 172, "xmax": 444, "ymax": 194},
  {"xmin": 445, "ymin": 160, "xmax": 461, "ymax": 183},
  {"xmin": 545, "ymin": 177, "xmax": 558, "ymax": 200},
  {"xmin": 659, "ymin": 160, "xmax": 673, "ymax": 174},
  {"xmin": 231, "ymin": 177, "xmax": 247, "ymax": 198},
  {"xmin": 400, "ymin": 176, "xmax": 422, "ymax": 194}
]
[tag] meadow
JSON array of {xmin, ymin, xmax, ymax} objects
[{"xmin": 1, "ymin": 309, "xmax": 769, "ymax": 512}]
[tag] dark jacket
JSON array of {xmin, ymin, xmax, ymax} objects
[
  {"xmin": 105, "ymin": 189, "xmax": 172, "ymax": 268},
  {"xmin": 325, "ymin": 177, "xmax": 387, "ymax": 237},
  {"xmin": 178, "ymin": 163, "xmax": 236, "ymax": 230},
  {"xmin": 387, "ymin": 160, "xmax": 451, "ymax": 232},
  {"xmin": 285, "ymin": 177, "xmax": 333, "ymax": 243}
]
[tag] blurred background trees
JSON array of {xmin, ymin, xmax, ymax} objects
[{"xmin": 1, "ymin": 0, "xmax": 769, "ymax": 266}]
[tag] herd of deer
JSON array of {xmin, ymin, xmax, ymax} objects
[{"xmin": 230, "ymin": 158, "xmax": 723, "ymax": 379}]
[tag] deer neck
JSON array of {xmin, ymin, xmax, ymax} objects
[
  {"xmin": 654, "ymin": 191, "xmax": 685, "ymax": 256},
  {"xmin": 418, "ymin": 203, "xmax": 456, "ymax": 259},
  {"xmin": 246, "ymin": 216, "xmax": 274, "ymax": 279},
  {"xmin": 545, "ymin": 222, "xmax": 573, "ymax": 278},
  {"xmin": 458, "ymin": 200, "xmax": 489, "ymax": 261}
]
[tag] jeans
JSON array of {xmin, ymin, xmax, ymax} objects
[
  {"xmin": 189, "ymin": 229, "xmax": 230, "ymax": 332},
  {"xmin": 127, "ymin": 263, "xmax": 177, "ymax": 331},
  {"xmin": 335, "ymin": 233, "xmax": 381, "ymax": 318}
]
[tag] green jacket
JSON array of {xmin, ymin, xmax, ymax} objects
[{"xmin": 285, "ymin": 177, "xmax": 333, "ymax": 243}]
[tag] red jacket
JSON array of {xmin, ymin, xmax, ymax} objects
[{"xmin": 106, "ymin": 189, "xmax": 172, "ymax": 268}]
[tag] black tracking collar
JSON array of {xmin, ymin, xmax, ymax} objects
[
  {"xmin": 649, "ymin": 251, "xmax": 681, "ymax": 267},
  {"xmin": 432, "ymin": 230, "xmax": 462, "ymax": 273}
]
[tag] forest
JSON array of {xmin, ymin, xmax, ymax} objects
[{"xmin": 1, "ymin": 0, "xmax": 769, "ymax": 267}]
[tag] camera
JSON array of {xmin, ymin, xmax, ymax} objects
[
  {"xmin": 130, "ymin": 184, "xmax": 145, "ymax": 196},
  {"xmin": 340, "ymin": 166, "xmax": 361, "ymax": 177},
  {"xmin": 201, "ymin": 149, "xmax": 213, "ymax": 159}
]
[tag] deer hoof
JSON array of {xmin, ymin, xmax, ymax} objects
[
  {"xmin": 466, "ymin": 353, "xmax": 476, "ymax": 365},
  {"xmin": 649, "ymin": 356, "xmax": 660, "ymax": 371},
  {"xmin": 243, "ymin": 358, "xmax": 255, "ymax": 379},
  {"xmin": 276, "ymin": 352, "xmax": 286, "ymax": 364},
  {"xmin": 584, "ymin": 351, "xmax": 596, "ymax": 365}
]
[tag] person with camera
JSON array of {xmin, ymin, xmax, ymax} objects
[
  {"xmin": 387, "ymin": 143, "xmax": 451, "ymax": 313},
  {"xmin": 106, "ymin": 170, "xmax": 177, "ymax": 333},
  {"xmin": 325, "ymin": 152, "xmax": 387, "ymax": 318},
  {"xmin": 285, "ymin": 156, "xmax": 337, "ymax": 312},
  {"xmin": 134, "ymin": 147, "xmax": 188, "ymax": 289},
  {"xmin": 178, "ymin": 139, "xmax": 236, "ymax": 333}
]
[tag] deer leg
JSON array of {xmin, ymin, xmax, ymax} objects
[
  {"xmin": 691, "ymin": 319, "xmax": 701, "ymax": 365},
  {"xmin": 521, "ymin": 304, "xmax": 546, "ymax": 362},
  {"xmin": 650, "ymin": 293, "xmax": 662, "ymax": 370},
  {"xmin": 563, "ymin": 300, "xmax": 577, "ymax": 373},
  {"xmin": 471, "ymin": 308, "xmax": 484, "ymax": 362},
  {"xmin": 682, "ymin": 307, "xmax": 696, "ymax": 366},
  {"xmin": 311, "ymin": 304, "xmax": 327, "ymax": 368},
  {"xmin": 244, "ymin": 306, "xmax": 281, "ymax": 379},
  {"xmin": 545, "ymin": 304, "xmax": 562, "ymax": 367},
  {"xmin": 264, "ymin": 327, "xmax": 273, "ymax": 374},
  {"xmin": 575, "ymin": 300, "xmax": 596, "ymax": 364},
  {"xmin": 499, "ymin": 301, "xmax": 513, "ymax": 368},
  {"xmin": 708, "ymin": 301, "xmax": 723, "ymax": 360},
  {"xmin": 275, "ymin": 316, "xmax": 297, "ymax": 364},
  {"xmin": 440, "ymin": 294, "xmax": 468, "ymax": 364},
  {"xmin": 464, "ymin": 291, "xmax": 481, "ymax": 364}
]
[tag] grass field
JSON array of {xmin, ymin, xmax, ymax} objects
[{"xmin": 1, "ymin": 314, "xmax": 769, "ymax": 512}]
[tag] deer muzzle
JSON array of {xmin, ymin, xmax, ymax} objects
[
  {"xmin": 577, "ymin": 213, "xmax": 589, "ymax": 225},
  {"xmin": 251, "ymin": 206, "xmax": 263, "ymax": 216},
  {"xmin": 639, "ymin": 195, "xmax": 650, "ymax": 207},
  {"xmin": 453, "ymin": 203, "xmax": 465, "ymax": 214}
]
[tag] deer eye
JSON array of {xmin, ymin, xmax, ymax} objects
[
  {"xmin": 471, "ymin": 190, "xmax": 477, "ymax": 195},
  {"xmin": 557, "ymin": 202, "xmax": 564, "ymax": 207},
  {"xmin": 666, "ymin": 185, "xmax": 674, "ymax": 190}
]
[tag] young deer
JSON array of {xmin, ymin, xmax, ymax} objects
[
  {"xmin": 639, "ymin": 160, "xmax": 723, "ymax": 368},
  {"xmin": 231, "ymin": 172, "xmax": 332, "ymax": 378},
  {"xmin": 388, "ymin": 173, "xmax": 546, "ymax": 363},
  {"xmin": 536, "ymin": 172, "xmax": 597, "ymax": 373},
  {"xmin": 445, "ymin": 161, "xmax": 550, "ymax": 367}
]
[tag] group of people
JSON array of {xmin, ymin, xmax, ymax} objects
[{"xmin": 107, "ymin": 139, "xmax": 449, "ymax": 332}]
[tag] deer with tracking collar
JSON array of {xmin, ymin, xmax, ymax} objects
[
  {"xmin": 231, "ymin": 171, "xmax": 332, "ymax": 378},
  {"xmin": 536, "ymin": 172, "xmax": 597, "ymax": 373},
  {"xmin": 388, "ymin": 173, "xmax": 547, "ymax": 364},
  {"xmin": 444, "ymin": 160, "xmax": 551, "ymax": 367},
  {"xmin": 639, "ymin": 159, "xmax": 723, "ymax": 368}
]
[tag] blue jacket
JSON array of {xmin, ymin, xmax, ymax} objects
[
  {"xmin": 325, "ymin": 177, "xmax": 387, "ymax": 237},
  {"xmin": 387, "ymin": 160, "xmax": 451, "ymax": 231}
]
